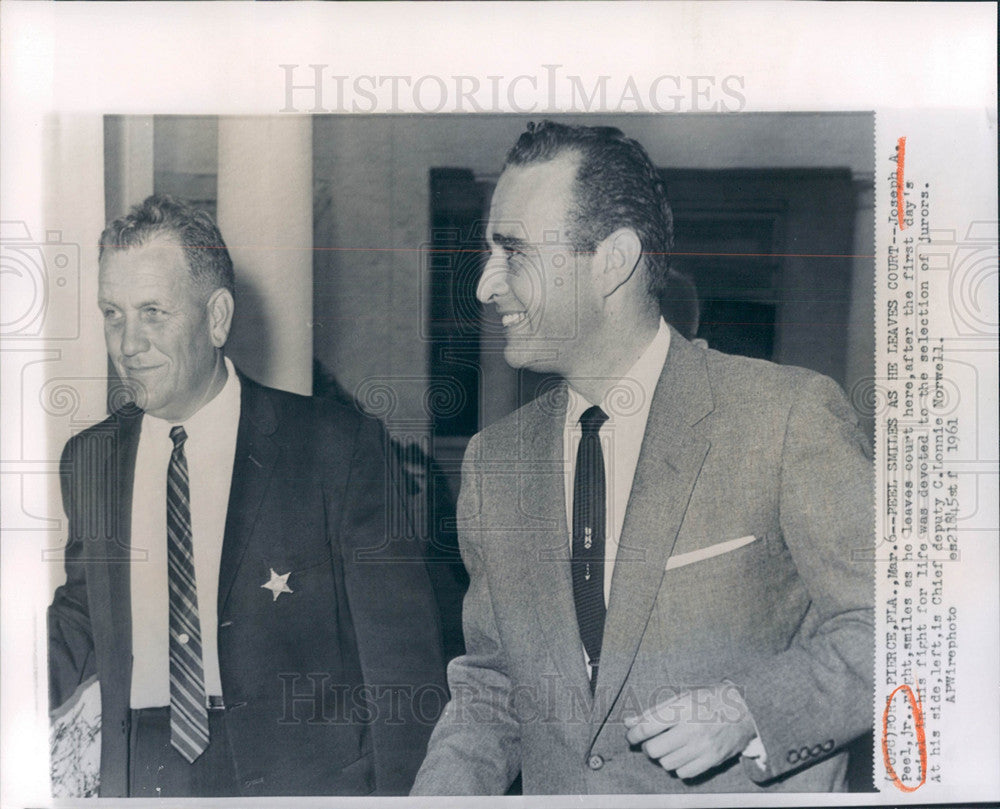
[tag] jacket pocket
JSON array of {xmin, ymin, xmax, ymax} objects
[{"xmin": 664, "ymin": 534, "xmax": 759, "ymax": 571}]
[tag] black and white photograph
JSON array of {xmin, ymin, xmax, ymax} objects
[
  {"xmin": 46, "ymin": 111, "xmax": 877, "ymax": 798},
  {"xmin": 1, "ymin": 4, "xmax": 996, "ymax": 807}
]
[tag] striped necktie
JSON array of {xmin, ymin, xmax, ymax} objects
[{"xmin": 167, "ymin": 425, "xmax": 209, "ymax": 762}]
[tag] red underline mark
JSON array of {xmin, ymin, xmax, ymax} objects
[{"xmin": 896, "ymin": 136, "xmax": 907, "ymax": 231}]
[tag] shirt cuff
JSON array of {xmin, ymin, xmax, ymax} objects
[
  {"xmin": 742, "ymin": 734, "xmax": 768, "ymax": 770},
  {"xmin": 721, "ymin": 677, "xmax": 768, "ymax": 770}
]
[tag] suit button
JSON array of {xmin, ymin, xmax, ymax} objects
[
  {"xmin": 800, "ymin": 745, "xmax": 812, "ymax": 760},
  {"xmin": 588, "ymin": 754, "xmax": 604, "ymax": 770},
  {"xmin": 823, "ymin": 739, "xmax": 835, "ymax": 752}
]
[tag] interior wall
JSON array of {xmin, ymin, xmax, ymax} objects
[
  {"xmin": 144, "ymin": 113, "xmax": 875, "ymax": 429},
  {"xmin": 312, "ymin": 112, "xmax": 875, "ymax": 429}
]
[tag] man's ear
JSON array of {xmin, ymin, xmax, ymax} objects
[
  {"xmin": 207, "ymin": 288, "xmax": 235, "ymax": 348},
  {"xmin": 594, "ymin": 227, "xmax": 643, "ymax": 297}
]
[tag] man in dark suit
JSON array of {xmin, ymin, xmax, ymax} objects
[
  {"xmin": 412, "ymin": 122, "xmax": 874, "ymax": 794},
  {"xmin": 48, "ymin": 195, "xmax": 446, "ymax": 797}
]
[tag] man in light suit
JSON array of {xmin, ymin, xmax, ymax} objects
[
  {"xmin": 48, "ymin": 196, "xmax": 446, "ymax": 797},
  {"xmin": 412, "ymin": 122, "xmax": 874, "ymax": 794}
]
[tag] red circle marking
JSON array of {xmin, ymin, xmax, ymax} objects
[{"xmin": 881, "ymin": 683, "xmax": 927, "ymax": 792}]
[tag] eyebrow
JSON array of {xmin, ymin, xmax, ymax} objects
[
  {"xmin": 490, "ymin": 232, "xmax": 532, "ymax": 252},
  {"xmin": 97, "ymin": 298, "xmax": 166, "ymax": 309}
]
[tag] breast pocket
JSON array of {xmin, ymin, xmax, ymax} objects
[
  {"xmin": 641, "ymin": 533, "xmax": 773, "ymax": 678},
  {"xmin": 241, "ymin": 541, "xmax": 336, "ymax": 619},
  {"xmin": 664, "ymin": 534, "xmax": 760, "ymax": 572}
]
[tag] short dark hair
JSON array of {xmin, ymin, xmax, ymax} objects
[
  {"xmin": 98, "ymin": 194, "xmax": 235, "ymax": 296},
  {"xmin": 504, "ymin": 121, "xmax": 674, "ymax": 299}
]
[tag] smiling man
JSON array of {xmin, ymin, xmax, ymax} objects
[
  {"xmin": 412, "ymin": 122, "xmax": 874, "ymax": 795},
  {"xmin": 48, "ymin": 195, "xmax": 445, "ymax": 797}
]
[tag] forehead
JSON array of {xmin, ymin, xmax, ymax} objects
[
  {"xmin": 488, "ymin": 153, "xmax": 580, "ymax": 242},
  {"xmin": 99, "ymin": 237, "xmax": 192, "ymax": 296}
]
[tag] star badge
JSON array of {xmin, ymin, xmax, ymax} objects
[{"xmin": 261, "ymin": 568, "xmax": 293, "ymax": 601}]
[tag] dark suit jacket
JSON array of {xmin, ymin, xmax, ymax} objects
[
  {"xmin": 48, "ymin": 371, "xmax": 447, "ymax": 797},
  {"xmin": 413, "ymin": 330, "xmax": 874, "ymax": 794}
]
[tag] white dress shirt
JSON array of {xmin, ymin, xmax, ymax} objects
[
  {"xmin": 563, "ymin": 318, "xmax": 671, "ymax": 609},
  {"xmin": 129, "ymin": 357, "xmax": 241, "ymax": 708}
]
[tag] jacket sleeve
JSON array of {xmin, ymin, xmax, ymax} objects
[
  {"xmin": 410, "ymin": 434, "xmax": 521, "ymax": 796},
  {"xmin": 734, "ymin": 373, "xmax": 875, "ymax": 782},
  {"xmin": 48, "ymin": 437, "xmax": 97, "ymax": 713},
  {"xmin": 334, "ymin": 414, "xmax": 448, "ymax": 795}
]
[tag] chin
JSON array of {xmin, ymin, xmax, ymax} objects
[
  {"xmin": 504, "ymin": 352, "xmax": 555, "ymax": 376},
  {"xmin": 503, "ymin": 344, "xmax": 536, "ymax": 371},
  {"xmin": 122, "ymin": 373, "xmax": 169, "ymax": 415},
  {"xmin": 123, "ymin": 382, "xmax": 154, "ymax": 412},
  {"xmin": 139, "ymin": 394, "xmax": 169, "ymax": 417}
]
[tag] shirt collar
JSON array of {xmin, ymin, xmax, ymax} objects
[
  {"xmin": 142, "ymin": 356, "xmax": 241, "ymax": 440},
  {"xmin": 566, "ymin": 318, "xmax": 672, "ymax": 427}
]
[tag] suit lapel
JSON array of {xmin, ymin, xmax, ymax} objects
[
  {"xmin": 86, "ymin": 407, "xmax": 140, "ymax": 796},
  {"xmin": 592, "ymin": 334, "xmax": 714, "ymax": 737},
  {"xmin": 218, "ymin": 374, "xmax": 278, "ymax": 616},
  {"xmin": 103, "ymin": 408, "xmax": 142, "ymax": 671},
  {"xmin": 518, "ymin": 387, "xmax": 594, "ymax": 698}
]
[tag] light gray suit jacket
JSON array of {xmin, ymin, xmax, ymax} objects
[{"xmin": 413, "ymin": 330, "xmax": 874, "ymax": 795}]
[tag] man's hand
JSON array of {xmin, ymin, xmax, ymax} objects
[{"xmin": 624, "ymin": 684, "xmax": 758, "ymax": 779}]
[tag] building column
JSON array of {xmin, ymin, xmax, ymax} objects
[
  {"xmin": 103, "ymin": 115, "xmax": 154, "ymax": 222},
  {"xmin": 216, "ymin": 117, "xmax": 313, "ymax": 395}
]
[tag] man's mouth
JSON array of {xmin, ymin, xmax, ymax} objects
[{"xmin": 501, "ymin": 312, "xmax": 528, "ymax": 329}]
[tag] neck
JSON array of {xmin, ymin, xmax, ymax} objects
[
  {"xmin": 565, "ymin": 312, "xmax": 660, "ymax": 405},
  {"xmin": 203, "ymin": 351, "xmax": 228, "ymax": 404}
]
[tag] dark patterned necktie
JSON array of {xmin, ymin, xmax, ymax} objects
[
  {"xmin": 572, "ymin": 405, "xmax": 608, "ymax": 693},
  {"xmin": 167, "ymin": 425, "xmax": 209, "ymax": 762}
]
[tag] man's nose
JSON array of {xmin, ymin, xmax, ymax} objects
[
  {"xmin": 119, "ymin": 316, "xmax": 149, "ymax": 357},
  {"xmin": 476, "ymin": 251, "xmax": 510, "ymax": 304}
]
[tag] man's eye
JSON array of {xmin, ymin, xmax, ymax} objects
[
  {"xmin": 505, "ymin": 248, "xmax": 525, "ymax": 270},
  {"xmin": 103, "ymin": 308, "xmax": 120, "ymax": 320}
]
